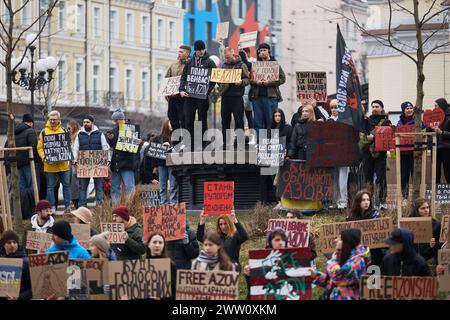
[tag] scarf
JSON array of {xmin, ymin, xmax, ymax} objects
[{"xmin": 195, "ymin": 251, "xmax": 219, "ymax": 271}]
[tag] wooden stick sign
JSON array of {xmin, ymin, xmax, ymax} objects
[
  {"xmin": 26, "ymin": 231, "xmax": 53, "ymax": 251},
  {"xmin": 360, "ymin": 276, "xmax": 437, "ymax": 300},
  {"xmin": 0, "ymin": 258, "xmax": 23, "ymax": 298},
  {"xmin": 252, "ymin": 61, "xmax": 279, "ymax": 82},
  {"xmin": 143, "ymin": 203, "xmax": 186, "ymax": 241},
  {"xmin": 239, "ymin": 31, "xmax": 258, "ymax": 48},
  {"xmin": 210, "ymin": 68, "xmax": 242, "ymax": 84},
  {"xmin": 204, "ymin": 181, "xmax": 234, "ymax": 215},
  {"xmin": 398, "ymin": 217, "xmax": 433, "ymax": 244},
  {"xmin": 438, "ymin": 250, "xmax": 450, "ymax": 292},
  {"xmin": 115, "ymin": 123, "xmax": 140, "ymax": 154},
  {"xmin": 158, "ymin": 76, "xmax": 181, "ymax": 97},
  {"xmin": 441, "ymin": 215, "xmax": 450, "ymax": 243},
  {"xmin": 100, "ymin": 223, "xmax": 128, "ymax": 244},
  {"xmin": 267, "ymin": 219, "xmax": 310, "ymax": 248},
  {"xmin": 76, "ymin": 150, "xmax": 109, "ymax": 178},
  {"xmin": 296, "ymin": 72, "xmax": 327, "ymax": 104},
  {"xmin": 215, "ymin": 22, "xmax": 230, "ymax": 40}
]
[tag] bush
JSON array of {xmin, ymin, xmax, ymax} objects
[{"xmin": 245, "ymin": 202, "xmax": 283, "ymax": 240}]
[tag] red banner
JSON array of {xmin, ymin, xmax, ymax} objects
[{"xmin": 423, "ymin": 107, "xmax": 445, "ymax": 129}]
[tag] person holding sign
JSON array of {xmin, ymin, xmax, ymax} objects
[
  {"xmin": 0, "ymin": 231, "xmax": 32, "ymax": 300},
  {"xmin": 166, "ymin": 45, "xmax": 191, "ymax": 130},
  {"xmin": 46, "ymin": 221, "xmax": 91, "ymax": 259},
  {"xmin": 310, "ymin": 229, "xmax": 370, "ymax": 300},
  {"xmin": 72, "ymin": 115, "xmax": 111, "ymax": 208},
  {"xmin": 197, "ymin": 210, "xmax": 248, "ymax": 271},
  {"xmin": 250, "ymin": 43, "xmax": 286, "ymax": 142},
  {"xmin": 71, "ymin": 207, "xmax": 99, "ymax": 237},
  {"xmin": 192, "ymin": 231, "xmax": 236, "ymax": 272},
  {"xmin": 89, "ymin": 232, "xmax": 117, "ymax": 261},
  {"xmin": 381, "ymin": 228, "xmax": 431, "ymax": 277},
  {"xmin": 166, "ymin": 220, "xmax": 200, "ymax": 270},
  {"xmin": 433, "ymin": 98, "xmax": 450, "ymax": 183},
  {"xmin": 37, "ymin": 111, "xmax": 72, "ymax": 213}
]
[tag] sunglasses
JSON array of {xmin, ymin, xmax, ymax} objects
[{"xmin": 330, "ymin": 106, "xmax": 338, "ymax": 109}]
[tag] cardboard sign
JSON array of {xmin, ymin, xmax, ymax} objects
[
  {"xmin": 277, "ymin": 161, "xmax": 333, "ymax": 201},
  {"xmin": 296, "ymin": 72, "xmax": 327, "ymax": 104},
  {"xmin": 86, "ymin": 259, "xmax": 109, "ymax": 300},
  {"xmin": 396, "ymin": 125, "xmax": 415, "ymax": 152},
  {"xmin": 186, "ymin": 67, "xmax": 211, "ymax": 100},
  {"xmin": 26, "ymin": 231, "xmax": 53, "ymax": 251},
  {"xmin": 423, "ymin": 107, "xmax": 445, "ymax": 128},
  {"xmin": 375, "ymin": 126, "xmax": 395, "ymax": 152},
  {"xmin": 441, "ymin": 215, "xmax": 450, "ymax": 243},
  {"xmin": 176, "ymin": 270, "xmax": 239, "ymax": 300},
  {"xmin": 158, "ymin": 76, "xmax": 181, "ymax": 96},
  {"xmin": 43, "ymin": 132, "xmax": 73, "ymax": 164},
  {"xmin": 318, "ymin": 218, "xmax": 393, "ymax": 254},
  {"xmin": 306, "ymin": 122, "xmax": 360, "ymax": 167},
  {"xmin": 76, "ymin": 150, "xmax": 109, "ymax": 178},
  {"xmin": 100, "ymin": 223, "xmax": 127, "ymax": 244},
  {"xmin": 143, "ymin": 203, "xmax": 186, "ymax": 241},
  {"xmin": 249, "ymin": 248, "xmax": 313, "ymax": 300},
  {"xmin": 115, "ymin": 123, "xmax": 140, "ymax": 154},
  {"xmin": 438, "ymin": 250, "xmax": 450, "ymax": 292},
  {"xmin": 147, "ymin": 142, "xmax": 170, "ymax": 160},
  {"xmin": 399, "ymin": 217, "xmax": 433, "ymax": 244},
  {"xmin": 0, "ymin": 258, "xmax": 23, "ymax": 298},
  {"xmin": 210, "ymin": 68, "xmax": 242, "ymax": 84},
  {"xmin": 67, "ymin": 259, "xmax": 89, "ymax": 300},
  {"xmin": 204, "ymin": 181, "xmax": 234, "ymax": 215},
  {"xmin": 252, "ymin": 61, "xmax": 279, "ymax": 82},
  {"xmin": 29, "ymin": 251, "xmax": 69, "ymax": 299},
  {"xmin": 215, "ymin": 21, "xmax": 230, "ymax": 40},
  {"xmin": 140, "ymin": 184, "xmax": 161, "ymax": 207},
  {"xmin": 108, "ymin": 259, "xmax": 171, "ymax": 300},
  {"xmin": 70, "ymin": 223, "xmax": 90, "ymax": 249},
  {"xmin": 239, "ymin": 31, "xmax": 258, "ymax": 48},
  {"xmin": 267, "ymin": 219, "xmax": 310, "ymax": 248},
  {"xmin": 360, "ymin": 276, "xmax": 437, "ymax": 300},
  {"xmin": 257, "ymin": 137, "xmax": 285, "ymax": 167}
]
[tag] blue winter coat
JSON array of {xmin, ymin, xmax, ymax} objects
[{"xmin": 46, "ymin": 236, "xmax": 91, "ymax": 259}]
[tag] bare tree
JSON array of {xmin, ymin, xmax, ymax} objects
[
  {"xmin": 320, "ymin": 0, "xmax": 450, "ymax": 200},
  {"xmin": 1, "ymin": 0, "xmax": 59, "ymax": 240}
]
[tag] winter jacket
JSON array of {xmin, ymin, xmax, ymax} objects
[
  {"xmin": 291, "ymin": 107, "xmax": 328, "ymax": 127},
  {"xmin": 0, "ymin": 246, "xmax": 32, "ymax": 300},
  {"xmin": 179, "ymin": 52, "xmax": 217, "ymax": 96},
  {"xmin": 361, "ymin": 112, "xmax": 392, "ymax": 157},
  {"xmin": 109, "ymin": 124, "xmax": 136, "ymax": 172},
  {"xmin": 4, "ymin": 123, "xmax": 38, "ymax": 168},
  {"xmin": 437, "ymin": 108, "xmax": 450, "ymax": 149},
  {"xmin": 196, "ymin": 221, "xmax": 249, "ymax": 268},
  {"xmin": 37, "ymin": 121, "xmax": 71, "ymax": 173},
  {"xmin": 381, "ymin": 229, "xmax": 432, "ymax": 276},
  {"xmin": 111, "ymin": 217, "xmax": 146, "ymax": 260},
  {"xmin": 347, "ymin": 208, "xmax": 381, "ymax": 221},
  {"xmin": 166, "ymin": 225, "xmax": 200, "ymax": 270},
  {"xmin": 72, "ymin": 126, "xmax": 110, "ymax": 162},
  {"xmin": 218, "ymin": 55, "xmax": 250, "ymax": 97},
  {"xmin": 46, "ymin": 236, "xmax": 91, "ymax": 260},
  {"xmin": 314, "ymin": 244, "xmax": 370, "ymax": 300},
  {"xmin": 29, "ymin": 214, "xmax": 55, "ymax": 233},
  {"xmin": 287, "ymin": 119, "xmax": 310, "ymax": 160},
  {"xmin": 166, "ymin": 59, "xmax": 188, "ymax": 78},
  {"xmin": 414, "ymin": 218, "xmax": 442, "ymax": 262},
  {"xmin": 271, "ymin": 109, "xmax": 293, "ymax": 148},
  {"xmin": 249, "ymin": 57, "xmax": 286, "ymax": 100}
]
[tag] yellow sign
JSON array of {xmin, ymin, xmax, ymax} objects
[{"xmin": 210, "ymin": 68, "xmax": 242, "ymax": 84}]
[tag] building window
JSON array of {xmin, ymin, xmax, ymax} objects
[
  {"xmin": 109, "ymin": 67, "xmax": 116, "ymax": 92},
  {"xmin": 169, "ymin": 21, "xmax": 176, "ymax": 48},
  {"xmin": 57, "ymin": 60, "xmax": 66, "ymax": 92},
  {"xmin": 93, "ymin": 7, "xmax": 101, "ymax": 37},
  {"xmin": 125, "ymin": 69, "xmax": 133, "ymax": 100},
  {"xmin": 110, "ymin": 10, "xmax": 118, "ymax": 39},
  {"xmin": 206, "ymin": 0, "xmax": 212, "ymax": 11},
  {"xmin": 142, "ymin": 16, "xmax": 149, "ymax": 45},
  {"xmin": 75, "ymin": 62, "xmax": 83, "ymax": 93},
  {"xmin": 126, "ymin": 13, "xmax": 133, "ymax": 42},
  {"xmin": 76, "ymin": 3, "xmax": 85, "ymax": 33},
  {"xmin": 184, "ymin": 0, "xmax": 194, "ymax": 13},
  {"xmin": 58, "ymin": 1, "xmax": 66, "ymax": 31},
  {"xmin": 188, "ymin": 19, "xmax": 195, "ymax": 45},
  {"xmin": 157, "ymin": 72, "xmax": 163, "ymax": 103},
  {"xmin": 93, "ymin": 65, "xmax": 100, "ymax": 103},
  {"xmin": 21, "ymin": 0, "xmax": 29, "ymax": 25},
  {"xmin": 142, "ymin": 71, "xmax": 148, "ymax": 100},
  {"xmin": 206, "ymin": 22, "xmax": 212, "ymax": 51},
  {"xmin": 238, "ymin": 0, "xmax": 244, "ymax": 19},
  {"xmin": 157, "ymin": 18, "xmax": 163, "ymax": 47}
]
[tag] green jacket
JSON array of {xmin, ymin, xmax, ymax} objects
[
  {"xmin": 250, "ymin": 60, "xmax": 286, "ymax": 100},
  {"xmin": 111, "ymin": 217, "xmax": 146, "ymax": 260}
]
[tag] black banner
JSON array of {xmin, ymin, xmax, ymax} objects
[
  {"xmin": 186, "ymin": 67, "xmax": 211, "ymax": 100},
  {"xmin": 43, "ymin": 132, "xmax": 73, "ymax": 164},
  {"xmin": 147, "ymin": 142, "xmax": 171, "ymax": 160}
]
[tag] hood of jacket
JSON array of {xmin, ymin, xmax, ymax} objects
[
  {"xmin": 79, "ymin": 125, "xmax": 99, "ymax": 135},
  {"xmin": 44, "ymin": 120, "xmax": 64, "ymax": 133},
  {"xmin": 15, "ymin": 123, "xmax": 31, "ymax": 135},
  {"xmin": 31, "ymin": 214, "xmax": 55, "ymax": 231}
]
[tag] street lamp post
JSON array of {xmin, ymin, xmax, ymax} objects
[{"xmin": 11, "ymin": 33, "xmax": 58, "ymax": 121}]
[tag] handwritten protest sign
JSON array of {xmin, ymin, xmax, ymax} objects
[
  {"xmin": 204, "ymin": 181, "xmax": 234, "ymax": 215},
  {"xmin": 267, "ymin": 219, "xmax": 310, "ymax": 248},
  {"xmin": 26, "ymin": 231, "xmax": 53, "ymax": 251},
  {"xmin": 296, "ymin": 72, "xmax": 327, "ymax": 104},
  {"xmin": 249, "ymin": 248, "xmax": 313, "ymax": 300},
  {"xmin": 318, "ymin": 218, "xmax": 393, "ymax": 254},
  {"xmin": 147, "ymin": 142, "xmax": 170, "ymax": 160},
  {"xmin": 252, "ymin": 61, "xmax": 279, "ymax": 82},
  {"xmin": 43, "ymin": 133, "xmax": 73, "ymax": 164},
  {"xmin": 306, "ymin": 122, "xmax": 359, "ymax": 167},
  {"xmin": 29, "ymin": 251, "xmax": 69, "ymax": 299},
  {"xmin": 257, "ymin": 137, "xmax": 285, "ymax": 167},
  {"xmin": 100, "ymin": 223, "xmax": 127, "ymax": 244},
  {"xmin": 158, "ymin": 76, "xmax": 181, "ymax": 96},
  {"xmin": 360, "ymin": 276, "xmax": 437, "ymax": 300},
  {"xmin": 239, "ymin": 31, "xmax": 258, "ymax": 48},
  {"xmin": 176, "ymin": 270, "xmax": 239, "ymax": 300},
  {"xmin": 441, "ymin": 215, "xmax": 450, "ymax": 243},
  {"xmin": 431, "ymin": 185, "xmax": 450, "ymax": 204},
  {"xmin": 215, "ymin": 22, "xmax": 230, "ymax": 40},
  {"xmin": 108, "ymin": 259, "xmax": 171, "ymax": 300},
  {"xmin": 86, "ymin": 259, "xmax": 109, "ymax": 300},
  {"xmin": 375, "ymin": 126, "xmax": 395, "ymax": 152},
  {"xmin": 70, "ymin": 223, "xmax": 90, "ymax": 249},
  {"xmin": 67, "ymin": 259, "xmax": 89, "ymax": 300},
  {"xmin": 76, "ymin": 150, "xmax": 109, "ymax": 178},
  {"xmin": 438, "ymin": 250, "xmax": 450, "ymax": 292},
  {"xmin": 399, "ymin": 217, "xmax": 433, "ymax": 244},
  {"xmin": 186, "ymin": 67, "xmax": 211, "ymax": 100},
  {"xmin": 423, "ymin": 107, "xmax": 445, "ymax": 128},
  {"xmin": 140, "ymin": 184, "xmax": 161, "ymax": 207},
  {"xmin": 143, "ymin": 203, "xmax": 186, "ymax": 241},
  {"xmin": 0, "ymin": 258, "xmax": 23, "ymax": 298},
  {"xmin": 210, "ymin": 68, "xmax": 242, "ymax": 84},
  {"xmin": 115, "ymin": 123, "xmax": 140, "ymax": 154},
  {"xmin": 277, "ymin": 160, "xmax": 333, "ymax": 201}
]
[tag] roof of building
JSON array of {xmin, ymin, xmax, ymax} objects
[{"xmin": 362, "ymin": 23, "xmax": 449, "ymax": 37}]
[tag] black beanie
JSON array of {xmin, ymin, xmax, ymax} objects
[
  {"xmin": 371, "ymin": 100, "xmax": 385, "ymax": 109},
  {"xmin": 84, "ymin": 115, "xmax": 95, "ymax": 123},
  {"xmin": 0, "ymin": 230, "xmax": 20, "ymax": 248},
  {"xmin": 22, "ymin": 114, "xmax": 33, "ymax": 123},
  {"xmin": 50, "ymin": 221, "xmax": 72, "ymax": 241},
  {"xmin": 258, "ymin": 43, "xmax": 271, "ymax": 51},
  {"xmin": 194, "ymin": 40, "xmax": 206, "ymax": 51}
]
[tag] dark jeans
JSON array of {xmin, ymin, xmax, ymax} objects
[
  {"xmin": 168, "ymin": 96, "xmax": 185, "ymax": 130},
  {"xmin": 400, "ymin": 153, "xmax": 414, "ymax": 198},
  {"xmin": 245, "ymin": 110, "xmax": 254, "ymax": 129},
  {"xmin": 362, "ymin": 152, "xmax": 387, "ymax": 204},
  {"xmin": 221, "ymin": 96, "xmax": 244, "ymax": 144},
  {"xmin": 184, "ymin": 97, "xmax": 209, "ymax": 149},
  {"xmin": 437, "ymin": 148, "xmax": 450, "ymax": 184}
]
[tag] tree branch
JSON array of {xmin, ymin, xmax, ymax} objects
[
  {"xmin": 424, "ymin": 41, "xmax": 450, "ymax": 59},
  {"xmin": 392, "ymin": 0, "xmax": 414, "ymax": 16},
  {"xmin": 2, "ymin": 0, "xmax": 11, "ymax": 13},
  {"xmin": 422, "ymin": 10, "xmax": 450, "ymax": 46},
  {"xmin": 0, "ymin": 15, "xmax": 10, "ymax": 37},
  {"xmin": 420, "ymin": 0, "xmax": 440, "ymax": 25},
  {"xmin": 13, "ymin": 0, "xmax": 31, "ymax": 16},
  {"xmin": 422, "ymin": 6, "xmax": 450, "ymax": 25}
]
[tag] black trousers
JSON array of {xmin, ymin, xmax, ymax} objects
[
  {"xmin": 221, "ymin": 96, "xmax": 244, "ymax": 144},
  {"xmin": 245, "ymin": 110, "xmax": 254, "ymax": 129},
  {"xmin": 363, "ymin": 152, "xmax": 387, "ymax": 204},
  {"xmin": 168, "ymin": 96, "xmax": 185, "ymax": 130},
  {"xmin": 184, "ymin": 97, "xmax": 209, "ymax": 149},
  {"xmin": 437, "ymin": 148, "xmax": 450, "ymax": 183},
  {"xmin": 400, "ymin": 153, "xmax": 414, "ymax": 198}
]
